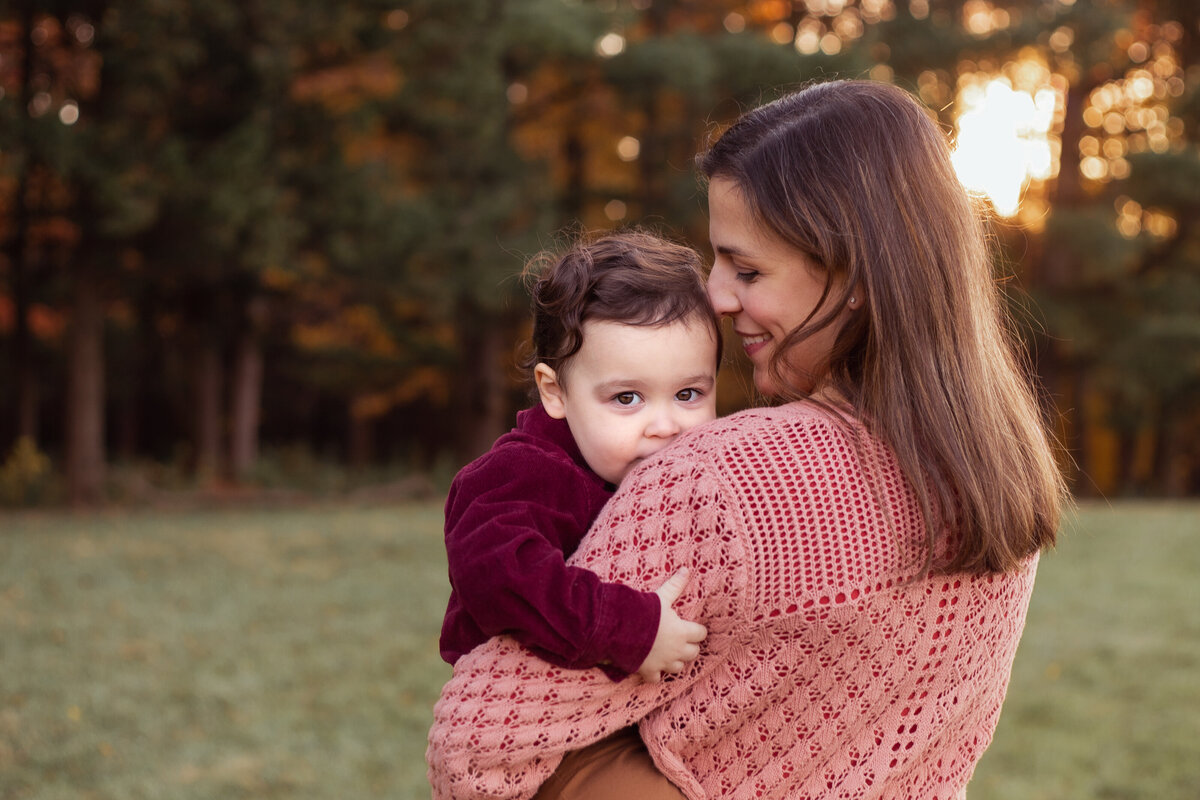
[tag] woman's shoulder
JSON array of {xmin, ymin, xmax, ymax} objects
[
  {"xmin": 688, "ymin": 401, "xmax": 861, "ymax": 449},
  {"xmin": 642, "ymin": 401, "xmax": 867, "ymax": 477}
]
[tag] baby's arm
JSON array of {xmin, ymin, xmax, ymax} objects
[{"xmin": 445, "ymin": 446, "xmax": 663, "ymax": 676}]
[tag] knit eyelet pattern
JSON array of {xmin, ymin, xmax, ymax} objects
[{"xmin": 428, "ymin": 403, "xmax": 1037, "ymax": 800}]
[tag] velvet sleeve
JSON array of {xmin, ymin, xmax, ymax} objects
[
  {"xmin": 428, "ymin": 452, "xmax": 752, "ymax": 800},
  {"xmin": 444, "ymin": 443, "xmax": 661, "ymax": 676}
]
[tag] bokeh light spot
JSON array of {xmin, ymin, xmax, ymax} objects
[
  {"xmin": 604, "ymin": 200, "xmax": 627, "ymax": 221},
  {"xmin": 951, "ymin": 78, "xmax": 1057, "ymax": 217},
  {"xmin": 595, "ymin": 33, "xmax": 625, "ymax": 58},
  {"xmin": 59, "ymin": 101, "xmax": 80, "ymax": 125}
]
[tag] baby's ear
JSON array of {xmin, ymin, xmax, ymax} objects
[{"xmin": 534, "ymin": 363, "xmax": 567, "ymax": 419}]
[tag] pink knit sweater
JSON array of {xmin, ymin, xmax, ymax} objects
[{"xmin": 427, "ymin": 403, "xmax": 1038, "ymax": 799}]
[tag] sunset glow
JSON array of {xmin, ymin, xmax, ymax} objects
[{"xmin": 951, "ymin": 78, "xmax": 1058, "ymax": 217}]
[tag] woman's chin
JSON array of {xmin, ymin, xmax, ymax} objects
[
  {"xmin": 752, "ymin": 372, "xmax": 778, "ymax": 398},
  {"xmin": 753, "ymin": 367, "xmax": 818, "ymax": 399}
]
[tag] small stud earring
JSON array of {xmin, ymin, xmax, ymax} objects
[{"xmin": 849, "ymin": 296, "xmax": 857, "ymax": 306}]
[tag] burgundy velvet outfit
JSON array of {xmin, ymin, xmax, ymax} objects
[{"xmin": 440, "ymin": 404, "xmax": 660, "ymax": 678}]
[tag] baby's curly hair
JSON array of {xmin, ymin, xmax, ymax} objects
[{"xmin": 520, "ymin": 230, "xmax": 722, "ymax": 386}]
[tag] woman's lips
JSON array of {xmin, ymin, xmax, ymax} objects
[{"xmin": 740, "ymin": 332, "xmax": 771, "ymax": 357}]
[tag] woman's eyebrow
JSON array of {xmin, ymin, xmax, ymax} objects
[{"xmin": 715, "ymin": 242, "xmax": 756, "ymax": 259}]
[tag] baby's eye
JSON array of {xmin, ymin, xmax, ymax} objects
[
  {"xmin": 613, "ymin": 392, "xmax": 642, "ymax": 406},
  {"xmin": 675, "ymin": 388, "xmax": 704, "ymax": 402}
]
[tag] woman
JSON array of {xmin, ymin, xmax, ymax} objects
[{"xmin": 426, "ymin": 79, "xmax": 1067, "ymax": 800}]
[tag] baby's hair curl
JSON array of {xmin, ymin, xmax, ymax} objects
[{"xmin": 519, "ymin": 229, "xmax": 722, "ymax": 388}]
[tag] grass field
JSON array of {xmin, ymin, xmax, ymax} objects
[{"xmin": 1, "ymin": 501, "xmax": 1197, "ymax": 799}]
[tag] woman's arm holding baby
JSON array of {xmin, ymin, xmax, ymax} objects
[{"xmin": 428, "ymin": 455, "xmax": 750, "ymax": 800}]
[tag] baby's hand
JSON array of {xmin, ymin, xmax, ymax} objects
[{"xmin": 636, "ymin": 569, "xmax": 707, "ymax": 683}]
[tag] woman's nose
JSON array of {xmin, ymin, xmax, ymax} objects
[{"xmin": 707, "ymin": 264, "xmax": 739, "ymax": 316}]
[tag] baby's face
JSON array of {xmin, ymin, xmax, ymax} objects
[{"xmin": 552, "ymin": 317, "xmax": 718, "ymax": 485}]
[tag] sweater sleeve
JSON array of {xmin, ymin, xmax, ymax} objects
[
  {"xmin": 428, "ymin": 450, "xmax": 752, "ymax": 800},
  {"xmin": 444, "ymin": 443, "xmax": 661, "ymax": 676}
]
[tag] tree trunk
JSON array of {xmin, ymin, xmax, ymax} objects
[
  {"xmin": 348, "ymin": 400, "xmax": 373, "ymax": 470},
  {"xmin": 11, "ymin": 171, "xmax": 38, "ymax": 445},
  {"xmin": 455, "ymin": 299, "xmax": 508, "ymax": 463},
  {"xmin": 227, "ymin": 296, "xmax": 268, "ymax": 481},
  {"xmin": 65, "ymin": 268, "xmax": 106, "ymax": 506},
  {"xmin": 1157, "ymin": 398, "xmax": 1199, "ymax": 498},
  {"xmin": 113, "ymin": 291, "xmax": 150, "ymax": 460},
  {"xmin": 115, "ymin": 388, "xmax": 138, "ymax": 462},
  {"xmin": 564, "ymin": 116, "xmax": 585, "ymax": 220},
  {"xmin": 228, "ymin": 329, "xmax": 263, "ymax": 482},
  {"xmin": 194, "ymin": 341, "xmax": 223, "ymax": 482},
  {"xmin": 637, "ymin": 3, "xmax": 668, "ymax": 216},
  {"xmin": 8, "ymin": 0, "xmax": 39, "ymax": 447},
  {"xmin": 16, "ymin": 375, "xmax": 39, "ymax": 446},
  {"xmin": 1033, "ymin": 81, "xmax": 1097, "ymax": 491}
]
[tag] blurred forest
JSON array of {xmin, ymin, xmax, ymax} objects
[{"xmin": 1, "ymin": 0, "xmax": 1197, "ymax": 506}]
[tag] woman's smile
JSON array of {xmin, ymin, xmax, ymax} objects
[{"xmin": 737, "ymin": 331, "xmax": 771, "ymax": 356}]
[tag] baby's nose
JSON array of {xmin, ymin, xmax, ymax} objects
[{"xmin": 645, "ymin": 410, "xmax": 683, "ymax": 439}]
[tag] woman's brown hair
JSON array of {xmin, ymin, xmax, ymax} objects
[{"xmin": 697, "ymin": 80, "xmax": 1068, "ymax": 575}]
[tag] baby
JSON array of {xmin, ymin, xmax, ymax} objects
[{"xmin": 439, "ymin": 230, "xmax": 721, "ymax": 682}]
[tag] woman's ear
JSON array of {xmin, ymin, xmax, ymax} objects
[
  {"xmin": 534, "ymin": 363, "xmax": 567, "ymax": 419},
  {"xmin": 847, "ymin": 281, "xmax": 866, "ymax": 310}
]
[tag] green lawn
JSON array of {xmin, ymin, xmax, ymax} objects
[
  {"xmin": 0, "ymin": 505, "xmax": 452, "ymax": 800},
  {"xmin": 1, "ymin": 501, "xmax": 1197, "ymax": 799},
  {"xmin": 969, "ymin": 501, "xmax": 1200, "ymax": 800}
]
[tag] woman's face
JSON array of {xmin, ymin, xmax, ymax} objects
[{"xmin": 706, "ymin": 177, "xmax": 849, "ymax": 397}]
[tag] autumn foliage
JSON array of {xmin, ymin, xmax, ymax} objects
[{"xmin": 1, "ymin": 0, "xmax": 1198, "ymax": 504}]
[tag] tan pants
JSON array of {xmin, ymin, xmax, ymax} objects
[{"xmin": 532, "ymin": 727, "xmax": 686, "ymax": 800}]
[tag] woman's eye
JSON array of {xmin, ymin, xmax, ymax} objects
[
  {"xmin": 735, "ymin": 270, "xmax": 759, "ymax": 283},
  {"xmin": 675, "ymin": 388, "xmax": 702, "ymax": 402},
  {"xmin": 614, "ymin": 392, "xmax": 641, "ymax": 406}
]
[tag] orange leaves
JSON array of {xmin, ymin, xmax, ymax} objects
[
  {"xmin": 350, "ymin": 367, "xmax": 451, "ymax": 420},
  {"xmin": 291, "ymin": 303, "xmax": 399, "ymax": 357},
  {"xmin": 290, "ymin": 56, "xmax": 404, "ymax": 113}
]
